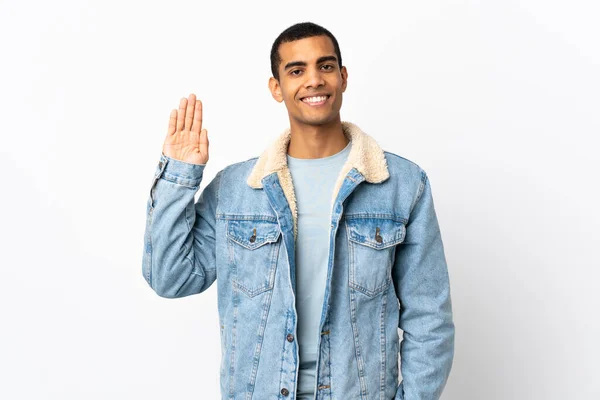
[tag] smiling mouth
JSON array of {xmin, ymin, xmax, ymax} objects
[{"xmin": 300, "ymin": 95, "xmax": 330, "ymax": 106}]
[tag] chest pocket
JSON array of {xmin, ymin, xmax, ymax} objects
[
  {"xmin": 226, "ymin": 218, "xmax": 282, "ymax": 298},
  {"xmin": 346, "ymin": 217, "xmax": 406, "ymax": 297}
]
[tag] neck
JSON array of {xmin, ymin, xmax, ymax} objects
[{"xmin": 287, "ymin": 117, "xmax": 349, "ymax": 159}]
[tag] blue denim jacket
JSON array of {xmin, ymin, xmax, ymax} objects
[{"xmin": 142, "ymin": 121, "xmax": 454, "ymax": 400}]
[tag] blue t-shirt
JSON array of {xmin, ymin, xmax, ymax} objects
[{"xmin": 286, "ymin": 140, "xmax": 352, "ymax": 399}]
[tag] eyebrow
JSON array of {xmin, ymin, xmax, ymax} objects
[{"xmin": 283, "ymin": 55, "xmax": 338, "ymax": 71}]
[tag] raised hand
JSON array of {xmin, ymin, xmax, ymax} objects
[{"xmin": 162, "ymin": 93, "xmax": 209, "ymax": 165}]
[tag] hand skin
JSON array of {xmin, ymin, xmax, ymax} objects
[{"xmin": 162, "ymin": 93, "xmax": 209, "ymax": 165}]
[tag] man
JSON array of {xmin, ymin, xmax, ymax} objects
[{"xmin": 142, "ymin": 22, "xmax": 454, "ymax": 400}]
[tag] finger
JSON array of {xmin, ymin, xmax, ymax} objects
[
  {"xmin": 167, "ymin": 109, "xmax": 177, "ymax": 135},
  {"xmin": 200, "ymin": 129, "xmax": 209, "ymax": 155},
  {"xmin": 191, "ymin": 100, "xmax": 203, "ymax": 134},
  {"xmin": 176, "ymin": 97, "xmax": 187, "ymax": 132},
  {"xmin": 185, "ymin": 93, "xmax": 196, "ymax": 131},
  {"xmin": 200, "ymin": 128, "xmax": 209, "ymax": 145}
]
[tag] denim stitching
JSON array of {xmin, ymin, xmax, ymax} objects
[
  {"xmin": 409, "ymin": 170, "xmax": 427, "ymax": 215},
  {"xmin": 227, "ymin": 219, "xmax": 281, "ymax": 298},
  {"xmin": 347, "ymin": 239, "xmax": 393, "ymax": 298},
  {"xmin": 346, "ymin": 217, "xmax": 406, "ymax": 298},
  {"xmin": 349, "ymin": 288, "xmax": 369, "ymax": 399},
  {"xmin": 231, "ymin": 238, "xmax": 280, "ymax": 298},
  {"xmin": 229, "ymin": 287, "xmax": 239, "ymax": 398},
  {"xmin": 344, "ymin": 213, "xmax": 408, "ymax": 224},
  {"xmin": 143, "ymin": 209, "xmax": 153, "ymax": 285},
  {"xmin": 246, "ymin": 286, "xmax": 274, "ymax": 400},
  {"xmin": 218, "ymin": 213, "xmax": 278, "ymax": 222},
  {"xmin": 160, "ymin": 171, "xmax": 201, "ymax": 188},
  {"xmin": 379, "ymin": 287, "xmax": 388, "ymax": 400}
]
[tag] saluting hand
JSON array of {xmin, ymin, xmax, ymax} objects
[{"xmin": 162, "ymin": 93, "xmax": 209, "ymax": 165}]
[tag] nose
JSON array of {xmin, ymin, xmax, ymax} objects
[{"xmin": 304, "ymin": 66, "xmax": 325, "ymax": 89}]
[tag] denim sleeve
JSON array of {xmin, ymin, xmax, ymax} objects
[
  {"xmin": 142, "ymin": 152, "xmax": 221, "ymax": 298},
  {"xmin": 392, "ymin": 171, "xmax": 455, "ymax": 400}
]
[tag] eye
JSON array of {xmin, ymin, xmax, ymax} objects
[
  {"xmin": 321, "ymin": 64, "xmax": 334, "ymax": 71},
  {"xmin": 290, "ymin": 69, "xmax": 302, "ymax": 76}
]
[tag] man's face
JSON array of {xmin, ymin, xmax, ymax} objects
[{"xmin": 269, "ymin": 35, "xmax": 348, "ymax": 127}]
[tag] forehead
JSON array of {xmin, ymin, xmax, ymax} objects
[{"xmin": 278, "ymin": 35, "xmax": 336, "ymax": 65}]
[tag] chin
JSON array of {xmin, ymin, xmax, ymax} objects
[{"xmin": 301, "ymin": 113, "xmax": 337, "ymax": 126}]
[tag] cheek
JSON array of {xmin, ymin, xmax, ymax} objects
[
  {"xmin": 281, "ymin": 83, "xmax": 299, "ymax": 100},
  {"xmin": 280, "ymin": 88, "xmax": 292, "ymax": 101},
  {"xmin": 285, "ymin": 93, "xmax": 300, "ymax": 108}
]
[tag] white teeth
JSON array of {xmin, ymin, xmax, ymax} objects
[{"xmin": 302, "ymin": 95, "xmax": 328, "ymax": 103}]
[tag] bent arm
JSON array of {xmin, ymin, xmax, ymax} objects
[
  {"xmin": 142, "ymin": 152, "xmax": 221, "ymax": 298},
  {"xmin": 392, "ymin": 171, "xmax": 455, "ymax": 400}
]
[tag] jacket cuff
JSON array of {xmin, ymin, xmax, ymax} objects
[{"xmin": 154, "ymin": 152, "xmax": 207, "ymax": 188}]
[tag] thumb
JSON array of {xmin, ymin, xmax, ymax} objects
[{"xmin": 199, "ymin": 128, "xmax": 209, "ymax": 153}]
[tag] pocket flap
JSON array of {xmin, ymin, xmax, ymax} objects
[
  {"xmin": 346, "ymin": 218, "xmax": 406, "ymax": 249},
  {"xmin": 226, "ymin": 219, "xmax": 281, "ymax": 250}
]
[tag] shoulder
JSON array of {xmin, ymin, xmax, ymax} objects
[
  {"xmin": 383, "ymin": 150, "xmax": 427, "ymax": 184},
  {"xmin": 213, "ymin": 156, "xmax": 260, "ymax": 184},
  {"xmin": 221, "ymin": 156, "xmax": 259, "ymax": 173}
]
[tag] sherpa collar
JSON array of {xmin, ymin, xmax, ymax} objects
[{"xmin": 246, "ymin": 121, "xmax": 390, "ymax": 239}]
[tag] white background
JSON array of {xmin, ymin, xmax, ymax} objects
[{"xmin": 1, "ymin": 0, "xmax": 598, "ymax": 399}]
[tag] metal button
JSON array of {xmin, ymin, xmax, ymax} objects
[
  {"xmin": 286, "ymin": 334, "xmax": 294, "ymax": 342},
  {"xmin": 249, "ymin": 228, "xmax": 257, "ymax": 243},
  {"xmin": 375, "ymin": 227, "xmax": 383, "ymax": 243},
  {"xmin": 158, "ymin": 161, "xmax": 164, "ymax": 169},
  {"xmin": 281, "ymin": 388, "xmax": 289, "ymax": 396}
]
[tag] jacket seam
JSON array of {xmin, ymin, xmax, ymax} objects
[
  {"xmin": 379, "ymin": 288, "xmax": 387, "ymax": 400},
  {"xmin": 349, "ymin": 288, "xmax": 369, "ymax": 398},
  {"xmin": 160, "ymin": 171, "xmax": 202, "ymax": 188},
  {"xmin": 409, "ymin": 169, "xmax": 428, "ymax": 216},
  {"xmin": 246, "ymin": 286, "xmax": 274, "ymax": 399},
  {"xmin": 382, "ymin": 151, "xmax": 423, "ymax": 172},
  {"xmin": 215, "ymin": 168, "xmax": 223, "ymax": 209}
]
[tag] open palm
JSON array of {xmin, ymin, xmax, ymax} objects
[{"xmin": 162, "ymin": 93, "xmax": 209, "ymax": 165}]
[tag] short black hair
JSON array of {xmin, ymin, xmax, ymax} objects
[{"xmin": 270, "ymin": 22, "xmax": 343, "ymax": 81}]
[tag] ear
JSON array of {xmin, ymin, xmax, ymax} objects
[
  {"xmin": 268, "ymin": 77, "xmax": 283, "ymax": 103},
  {"xmin": 340, "ymin": 66, "xmax": 348, "ymax": 93}
]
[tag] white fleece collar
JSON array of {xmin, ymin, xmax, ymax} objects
[{"xmin": 246, "ymin": 121, "xmax": 390, "ymax": 239}]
